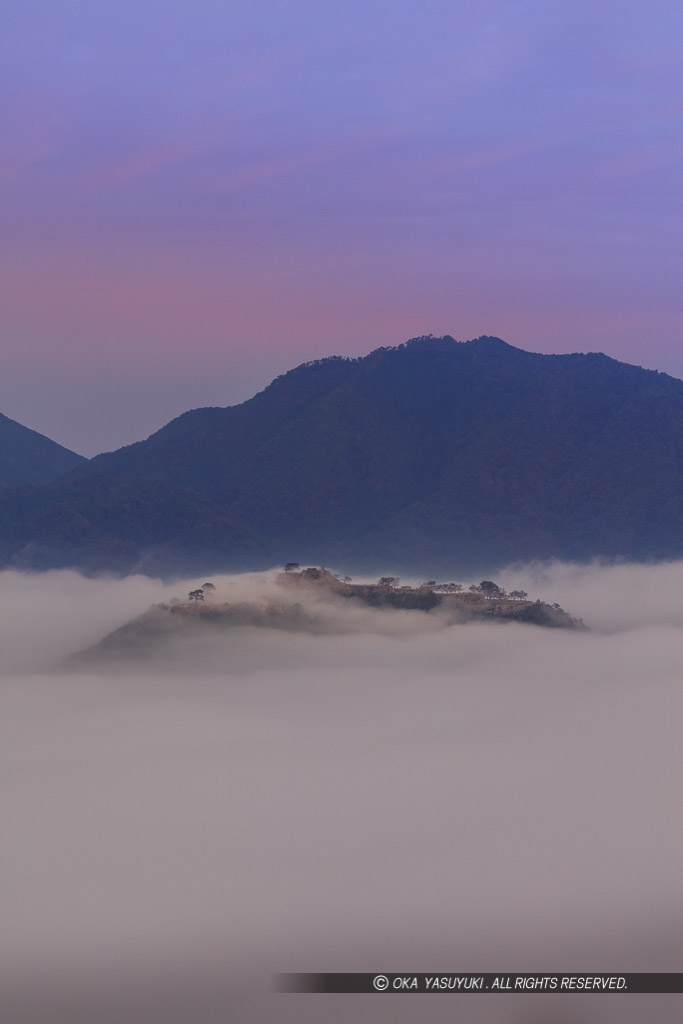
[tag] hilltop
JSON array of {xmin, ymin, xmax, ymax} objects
[
  {"xmin": 67, "ymin": 567, "xmax": 584, "ymax": 667},
  {"xmin": 274, "ymin": 566, "xmax": 584, "ymax": 627},
  {"xmin": 2, "ymin": 335, "xmax": 683, "ymax": 575}
]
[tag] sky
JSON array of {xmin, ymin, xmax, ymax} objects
[
  {"xmin": 1, "ymin": 561, "xmax": 683, "ymax": 1022},
  {"xmin": 2, "ymin": 0, "xmax": 682, "ymax": 455}
]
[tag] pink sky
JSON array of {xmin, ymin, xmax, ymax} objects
[{"xmin": 1, "ymin": 0, "xmax": 682, "ymax": 454}]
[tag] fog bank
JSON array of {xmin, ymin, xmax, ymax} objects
[{"xmin": 1, "ymin": 562, "xmax": 682, "ymax": 1022}]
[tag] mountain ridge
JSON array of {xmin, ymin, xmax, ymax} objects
[
  {"xmin": 0, "ymin": 412, "xmax": 85, "ymax": 488},
  {"xmin": 1, "ymin": 335, "xmax": 682, "ymax": 576}
]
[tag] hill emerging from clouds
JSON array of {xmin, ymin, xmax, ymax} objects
[{"xmin": 1, "ymin": 335, "xmax": 682, "ymax": 576}]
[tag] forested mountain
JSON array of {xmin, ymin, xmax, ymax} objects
[
  {"xmin": 1, "ymin": 336, "xmax": 682, "ymax": 576},
  {"xmin": 0, "ymin": 412, "xmax": 84, "ymax": 487}
]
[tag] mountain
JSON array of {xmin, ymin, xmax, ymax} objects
[
  {"xmin": 1, "ymin": 335, "xmax": 682, "ymax": 575},
  {"xmin": 0, "ymin": 412, "xmax": 85, "ymax": 487}
]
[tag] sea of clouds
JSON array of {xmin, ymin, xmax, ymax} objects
[{"xmin": 1, "ymin": 562, "xmax": 682, "ymax": 1023}]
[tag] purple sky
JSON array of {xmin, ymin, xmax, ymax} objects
[{"xmin": 2, "ymin": 0, "xmax": 682, "ymax": 455}]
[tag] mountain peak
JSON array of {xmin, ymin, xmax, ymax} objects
[
  {"xmin": 0, "ymin": 412, "xmax": 85, "ymax": 488},
  {"xmin": 466, "ymin": 335, "xmax": 515, "ymax": 348},
  {"xmin": 2, "ymin": 338, "xmax": 682, "ymax": 575}
]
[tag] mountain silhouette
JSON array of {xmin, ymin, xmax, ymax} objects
[
  {"xmin": 0, "ymin": 412, "xmax": 84, "ymax": 488},
  {"xmin": 1, "ymin": 336, "xmax": 682, "ymax": 575}
]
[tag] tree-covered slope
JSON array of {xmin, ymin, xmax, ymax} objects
[{"xmin": 1, "ymin": 336, "xmax": 682, "ymax": 575}]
